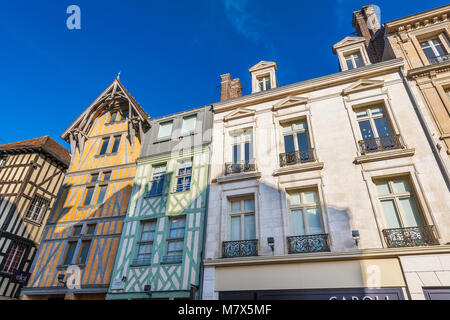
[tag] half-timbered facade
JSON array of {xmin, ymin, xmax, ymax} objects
[
  {"xmin": 21, "ymin": 77, "xmax": 150, "ymax": 300},
  {"xmin": 107, "ymin": 106, "xmax": 212, "ymax": 300},
  {"xmin": 0, "ymin": 137, "xmax": 70, "ymax": 299}
]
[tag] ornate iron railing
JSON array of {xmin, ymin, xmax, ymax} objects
[
  {"xmin": 279, "ymin": 149, "xmax": 315, "ymax": 167},
  {"xmin": 358, "ymin": 135, "xmax": 404, "ymax": 154},
  {"xmin": 225, "ymin": 159, "xmax": 256, "ymax": 175},
  {"xmin": 382, "ymin": 225, "xmax": 439, "ymax": 248},
  {"xmin": 287, "ymin": 234, "xmax": 330, "ymax": 254},
  {"xmin": 428, "ymin": 53, "xmax": 450, "ymax": 64},
  {"xmin": 222, "ymin": 240, "xmax": 258, "ymax": 258}
]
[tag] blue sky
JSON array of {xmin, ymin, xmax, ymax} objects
[{"xmin": 0, "ymin": 0, "xmax": 446, "ymax": 148}]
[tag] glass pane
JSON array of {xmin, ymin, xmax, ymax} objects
[
  {"xmin": 230, "ymin": 201, "xmax": 241, "ymax": 212},
  {"xmin": 244, "ymin": 199, "xmax": 254, "ymax": 211},
  {"xmin": 306, "ymin": 208, "xmax": 323, "ymax": 234},
  {"xmin": 84, "ymin": 188, "xmax": 94, "ymax": 206},
  {"xmin": 233, "ymin": 144, "xmax": 241, "ymax": 163},
  {"xmin": 303, "ymin": 191, "xmax": 317, "ymax": 204},
  {"xmin": 358, "ymin": 120, "xmax": 374, "ymax": 140},
  {"xmin": 86, "ymin": 224, "xmax": 96, "ymax": 235},
  {"xmin": 354, "ymin": 54, "xmax": 363, "ymax": 68},
  {"xmin": 432, "ymin": 39, "xmax": 445, "ymax": 56},
  {"xmin": 289, "ymin": 193, "xmax": 301, "ymax": 206},
  {"xmin": 103, "ymin": 172, "xmax": 111, "ymax": 181},
  {"xmin": 244, "ymin": 142, "xmax": 252, "ymax": 160},
  {"xmin": 158, "ymin": 122, "xmax": 173, "ymax": 138},
  {"xmin": 422, "ymin": 46, "xmax": 436, "ymax": 59},
  {"xmin": 282, "ymin": 124, "xmax": 292, "ymax": 133},
  {"xmin": 381, "ymin": 200, "xmax": 401, "ymax": 229},
  {"xmin": 64, "ymin": 242, "xmax": 77, "ymax": 265},
  {"xmin": 153, "ymin": 165, "xmax": 166, "ymax": 175},
  {"xmin": 374, "ymin": 117, "xmax": 391, "ymax": 137},
  {"xmin": 230, "ymin": 216, "xmax": 241, "ymax": 241},
  {"xmin": 97, "ymin": 186, "xmax": 107, "ymax": 204},
  {"xmin": 296, "ymin": 132, "xmax": 309, "ymax": 151},
  {"xmin": 376, "ymin": 182, "xmax": 391, "ymax": 196},
  {"xmin": 72, "ymin": 226, "xmax": 82, "ymax": 236},
  {"xmin": 399, "ymin": 198, "xmax": 422, "ymax": 227},
  {"xmin": 99, "ymin": 139, "xmax": 109, "ymax": 155},
  {"xmin": 109, "ymin": 112, "xmax": 117, "ymax": 123},
  {"xmin": 78, "ymin": 241, "xmax": 91, "ymax": 264},
  {"xmin": 356, "ymin": 110, "xmax": 368, "ymax": 118},
  {"xmin": 139, "ymin": 244, "xmax": 152, "ymax": 254},
  {"xmin": 111, "ymin": 137, "xmax": 121, "ymax": 153},
  {"xmin": 346, "ymin": 57, "xmax": 354, "ymax": 70},
  {"xmin": 291, "ymin": 210, "xmax": 305, "ymax": 236},
  {"xmin": 244, "ymin": 215, "xmax": 256, "ymax": 240},
  {"xmin": 182, "ymin": 115, "xmax": 197, "ymax": 133},
  {"xmin": 284, "ymin": 135, "xmax": 295, "ymax": 153},
  {"xmin": 370, "ymin": 107, "xmax": 383, "ymax": 115},
  {"xmin": 91, "ymin": 174, "xmax": 98, "ymax": 183},
  {"xmin": 393, "ymin": 180, "xmax": 410, "ymax": 193}
]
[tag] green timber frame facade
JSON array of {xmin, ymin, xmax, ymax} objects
[{"xmin": 107, "ymin": 106, "xmax": 212, "ymax": 300}]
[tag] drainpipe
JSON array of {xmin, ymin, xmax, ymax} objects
[{"xmin": 399, "ymin": 66, "xmax": 450, "ymax": 190}]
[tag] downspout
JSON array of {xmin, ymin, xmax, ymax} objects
[{"xmin": 399, "ymin": 66, "xmax": 450, "ymax": 190}]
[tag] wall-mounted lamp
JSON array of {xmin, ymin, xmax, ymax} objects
[
  {"xmin": 144, "ymin": 285, "xmax": 152, "ymax": 297},
  {"xmin": 267, "ymin": 237, "xmax": 275, "ymax": 252},
  {"xmin": 352, "ymin": 230, "xmax": 360, "ymax": 246},
  {"xmin": 57, "ymin": 273, "xmax": 66, "ymax": 286}
]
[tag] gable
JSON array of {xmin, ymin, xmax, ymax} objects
[
  {"xmin": 224, "ymin": 108, "xmax": 256, "ymax": 122},
  {"xmin": 273, "ymin": 96, "xmax": 309, "ymax": 111},
  {"xmin": 342, "ymin": 79, "xmax": 385, "ymax": 95},
  {"xmin": 333, "ymin": 36, "xmax": 366, "ymax": 53},
  {"xmin": 249, "ymin": 61, "xmax": 278, "ymax": 72}
]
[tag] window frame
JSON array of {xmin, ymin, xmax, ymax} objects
[
  {"xmin": 257, "ymin": 75, "xmax": 271, "ymax": 92},
  {"xmin": 354, "ymin": 104, "xmax": 395, "ymax": 141},
  {"xmin": 62, "ymin": 223, "xmax": 96, "ymax": 266},
  {"xmin": 1, "ymin": 242, "xmax": 26, "ymax": 274},
  {"xmin": 228, "ymin": 197, "xmax": 256, "ymax": 241},
  {"xmin": 344, "ymin": 51, "xmax": 364, "ymax": 70},
  {"xmin": 164, "ymin": 217, "xmax": 186, "ymax": 264},
  {"xmin": 287, "ymin": 189, "xmax": 324, "ymax": 236},
  {"xmin": 133, "ymin": 220, "xmax": 157, "ymax": 266},
  {"xmin": 24, "ymin": 194, "xmax": 50, "ymax": 224},
  {"xmin": 181, "ymin": 114, "xmax": 197, "ymax": 134},
  {"xmin": 157, "ymin": 121, "xmax": 174, "ymax": 139},
  {"xmin": 174, "ymin": 159, "xmax": 192, "ymax": 193},
  {"xmin": 230, "ymin": 129, "xmax": 254, "ymax": 164},
  {"xmin": 0, "ymin": 155, "xmax": 7, "ymax": 168},
  {"xmin": 147, "ymin": 164, "xmax": 166, "ymax": 197}
]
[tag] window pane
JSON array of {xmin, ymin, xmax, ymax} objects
[
  {"xmin": 64, "ymin": 242, "xmax": 77, "ymax": 265},
  {"xmin": 399, "ymin": 198, "xmax": 422, "ymax": 227},
  {"xmin": 291, "ymin": 209, "xmax": 305, "ymax": 236},
  {"xmin": 393, "ymin": 180, "xmax": 410, "ymax": 193},
  {"xmin": 284, "ymin": 135, "xmax": 295, "ymax": 153},
  {"xmin": 244, "ymin": 142, "xmax": 252, "ymax": 160},
  {"xmin": 111, "ymin": 136, "xmax": 121, "ymax": 153},
  {"xmin": 86, "ymin": 224, "xmax": 96, "ymax": 235},
  {"xmin": 109, "ymin": 112, "xmax": 117, "ymax": 123},
  {"xmin": 370, "ymin": 107, "xmax": 383, "ymax": 115},
  {"xmin": 169, "ymin": 219, "xmax": 186, "ymax": 239},
  {"xmin": 376, "ymin": 182, "xmax": 391, "ymax": 196},
  {"xmin": 244, "ymin": 215, "xmax": 256, "ymax": 240},
  {"xmin": 346, "ymin": 57, "xmax": 354, "ymax": 70},
  {"xmin": 303, "ymin": 191, "xmax": 317, "ymax": 204},
  {"xmin": 306, "ymin": 208, "xmax": 323, "ymax": 234},
  {"xmin": 91, "ymin": 174, "xmax": 99, "ymax": 183},
  {"xmin": 96, "ymin": 186, "xmax": 107, "ymax": 204},
  {"xmin": 72, "ymin": 226, "xmax": 82, "ymax": 237},
  {"xmin": 230, "ymin": 216, "xmax": 241, "ymax": 241},
  {"xmin": 244, "ymin": 199, "xmax": 254, "ymax": 211},
  {"xmin": 158, "ymin": 121, "xmax": 173, "ymax": 138},
  {"xmin": 138, "ymin": 244, "xmax": 152, "ymax": 255},
  {"xmin": 289, "ymin": 193, "xmax": 301, "ymax": 206},
  {"xmin": 358, "ymin": 120, "xmax": 375, "ymax": 140},
  {"xmin": 84, "ymin": 188, "xmax": 94, "ymax": 206},
  {"xmin": 182, "ymin": 115, "xmax": 197, "ymax": 133},
  {"xmin": 282, "ymin": 124, "xmax": 292, "ymax": 133},
  {"xmin": 354, "ymin": 54, "xmax": 363, "ymax": 68},
  {"xmin": 296, "ymin": 132, "xmax": 309, "ymax": 151},
  {"xmin": 230, "ymin": 201, "xmax": 241, "ymax": 213},
  {"xmin": 381, "ymin": 200, "xmax": 401, "ymax": 229},
  {"xmin": 422, "ymin": 46, "xmax": 436, "ymax": 59},
  {"xmin": 78, "ymin": 241, "xmax": 91, "ymax": 264},
  {"xmin": 103, "ymin": 172, "xmax": 111, "ymax": 181},
  {"xmin": 356, "ymin": 110, "xmax": 368, "ymax": 118},
  {"xmin": 374, "ymin": 117, "xmax": 391, "ymax": 137},
  {"xmin": 99, "ymin": 139, "xmax": 109, "ymax": 155},
  {"xmin": 233, "ymin": 144, "xmax": 241, "ymax": 163},
  {"xmin": 432, "ymin": 39, "xmax": 446, "ymax": 56},
  {"xmin": 294, "ymin": 122, "xmax": 306, "ymax": 130}
]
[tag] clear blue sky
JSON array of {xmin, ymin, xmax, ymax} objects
[{"xmin": 0, "ymin": 0, "xmax": 446, "ymax": 148}]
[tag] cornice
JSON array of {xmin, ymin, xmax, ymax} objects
[
  {"xmin": 212, "ymin": 58, "xmax": 404, "ymax": 113},
  {"xmin": 385, "ymin": 5, "xmax": 450, "ymax": 33},
  {"xmin": 408, "ymin": 60, "xmax": 450, "ymax": 79}
]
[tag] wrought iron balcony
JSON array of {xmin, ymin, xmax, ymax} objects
[
  {"xmin": 428, "ymin": 53, "xmax": 450, "ymax": 64},
  {"xmin": 279, "ymin": 149, "xmax": 315, "ymax": 167},
  {"xmin": 287, "ymin": 234, "xmax": 330, "ymax": 254},
  {"xmin": 222, "ymin": 239, "xmax": 258, "ymax": 258},
  {"xmin": 358, "ymin": 135, "xmax": 404, "ymax": 155},
  {"xmin": 382, "ymin": 225, "xmax": 439, "ymax": 248},
  {"xmin": 225, "ymin": 159, "xmax": 256, "ymax": 175}
]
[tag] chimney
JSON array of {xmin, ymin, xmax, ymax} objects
[
  {"xmin": 220, "ymin": 73, "xmax": 242, "ymax": 101},
  {"xmin": 352, "ymin": 5, "xmax": 381, "ymax": 44}
]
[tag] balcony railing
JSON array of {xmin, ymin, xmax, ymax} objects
[
  {"xmin": 382, "ymin": 225, "xmax": 439, "ymax": 248},
  {"xmin": 279, "ymin": 148, "xmax": 315, "ymax": 167},
  {"xmin": 287, "ymin": 234, "xmax": 330, "ymax": 254},
  {"xmin": 131, "ymin": 257, "xmax": 152, "ymax": 266},
  {"xmin": 222, "ymin": 239, "xmax": 258, "ymax": 258},
  {"xmin": 161, "ymin": 253, "xmax": 183, "ymax": 264},
  {"xmin": 358, "ymin": 135, "xmax": 404, "ymax": 155},
  {"xmin": 225, "ymin": 159, "xmax": 256, "ymax": 175},
  {"xmin": 428, "ymin": 53, "xmax": 450, "ymax": 64}
]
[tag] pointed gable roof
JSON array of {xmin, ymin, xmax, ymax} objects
[
  {"xmin": 342, "ymin": 79, "xmax": 385, "ymax": 95},
  {"xmin": 224, "ymin": 107, "xmax": 256, "ymax": 122},
  {"xmin": 249, "ymin": 61, "xmax": 278, "ymax": 72},
  {"xmin": 273, "ymin": 96, "xmax": 309, "ymax": 111},
  {"xmin": 332, "ymin": 36, "xmax": 366, "ymax": 53}
]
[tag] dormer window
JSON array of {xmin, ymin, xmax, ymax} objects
[
  {"xmin": 344, "ymin": 52, "xmax": 364, "ymax": 70},
  {"xmin": 182, "ymin": 115, "xmax": 197, "ymax": 134},
  {"xmin": 257, "ymin": 75, "xmax": 271, "ymax": 92},
  {"xmin": 420, "ymin": 38, "xmax": 448, "ymax": 64},
  {"xmin": 158, "ymin": 121, "xmax": 173, "ymax": 139}
]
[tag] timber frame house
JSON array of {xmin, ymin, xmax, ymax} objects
[
  {"xmin": 21, "ymin": 77, "xmax": 151, "ymax": 300},
  {"xmin": 0, "ymin": 136, "xmax": 70, "ymax": 299}
]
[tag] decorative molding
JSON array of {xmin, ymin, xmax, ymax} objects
[
  {"xmin": 332, "ymin": 36, "xmax": 366, "ymax": 53},
  {"xmin": 342, "ymin": 79, "xmax": 385, "ymax": 95},
  {"xmin": 249, "ymin": 61, "xmax": 278, "ymax": 72},
  {"xmin": 223, "ymin": 107, "xmax": 256, "ymax": 122},
  {"xmin": 273, "ymin": 162, "xmax": 324, "ymax": 176},
  {"xmin": 273, "ymin": 96, "xmax": 309, "ymax": 111},
  {"xmin": 385, "ymin": 5, "xmax": 450, "ymax": 33},
  {"xmin": 354, "ymin": 148, "xmax": 415, "ymax": 164},
  {"xmin": 217, "ymin": 171, "xmax": 262, "ymax": 184}
]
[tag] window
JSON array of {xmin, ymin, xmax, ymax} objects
[
  {"xmin": 63, "ymin": 241, "xmax": 77, "ymax": 265},
  {"xmin": 231, "ymin": 129, "xmax": 253, "ymax": 164},
  {"xmin": 121, "ymin": 110, "xmax": 129, "ymax": 120},
  {"xmin": 344, "ymin": 52, "xmax": 364, "ymax": 70},
  {"xmin": 25, "ymin": 194, "xmax": 50, "ymax": 224},
  {"xmin": 102, "ymin": 171, "xmax": 111, "ymax": 181},
  {"xmin": 229, "ymin": 198, "xmax": 256, "ymax": 241},
  {"xmin": 281, "ymin": 121, "xmax": 311, "ymax": 162},
  {"xmin": 90, "ymin": 173, "xmax": 99, "ymax": 183},
  {"xmin": 164, "ymin": 218, "xmax": 186, "ymax": 264},
  {"xmin": 355, "ymin": 105, "xmax": 396, "ymax": 151},
  {"xmin": 421, "ymin": 38, "xmax": 447, "ymax": 63},
  {"xmin": 288, "ymin": 190, "xmax": 323, "ymax": 236},
  {"xmin": 86, "ymin": 224, "xmax": 96, "ymax": 235},
  {"xmin": 148, "ymin": 164, "xmax": 166, "ymax": 197},
  {"xmin": 182, "ymin": 115, "xmax": 197, "ymax": 134},
  {"xmin": 109, "ymin": 112, "xmax": 118, "ymax": 123},
  {"xmin": 158, "ymin": 121, "xmax": 173, "ymax": 139},
  {"xmin": 134, "ymin": 221, "xmax": 156, "ymax": 265},
  {"xmin": 77, "ymin": 240, "xmax": 91, "ymax": 265},
  {"xmin": 83, "ymin": 187, "xmax": 95, "ymax": 206},
  {"xmin": 175, "ymin": 159, "xmax": 192, "ymax": 192},
  {"xmin": 63, "ymin": 223, "xmax": 95, "ymax": 266},
  {"xmin": 72, "ymin": 225, "xmax": 83, "ymax": 237},
  {"xmin": 376, "ymin": 178, "xmax": 423, "ymax": 229},
  {"xmin": 98, "ymin": 138, "xmax": 109, "ymax": 155},
  {"xmin": 96, "ymin": 185, "xmax": 108, "ymax": 204},
  {"xmin": 0, "ymin": 156, "xmax": 7, "ymax": 168},
  {"xmin": 257, "ymin": 75, "xmax": 271, "ymax": 92},
  {"xmin": 2, "ymin": 243, "xmax": 25, "ymax": 273},
  {"xmin": 110, "ymin": 136, "xmax": 121, "ymax": 154}
]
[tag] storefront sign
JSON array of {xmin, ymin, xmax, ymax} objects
[{"xmin": 10, "ymin": 270, "xmax": 31, "ymax": 286}]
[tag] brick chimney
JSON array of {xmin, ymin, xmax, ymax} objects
[
  {"xmin": 352, "ymin": 5, "xmax": 381, "ymax": 44},
  {"xmin": 220, "ymin": 73, "xmax": 242, "ymax": 101}
]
